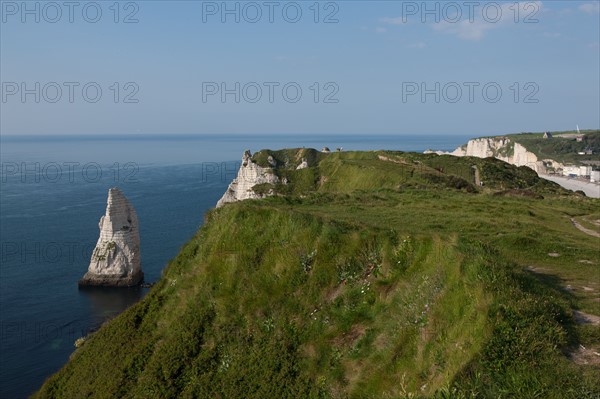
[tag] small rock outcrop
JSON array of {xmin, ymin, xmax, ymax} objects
[
  {"xmin": 296, "ymin": 158, "xmax": 309, "ymax": 170},
  {"xmin": 216, "ymin": 150, "xmax": 279, "ymax": 207},
  {"xmin": 79, "ymin": 188, "xmax": 143, "ymax": 287}
]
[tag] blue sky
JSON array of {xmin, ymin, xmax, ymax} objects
[{"xmin": 1, "ymin": 0, "xmax": 599, "ymax": 136}]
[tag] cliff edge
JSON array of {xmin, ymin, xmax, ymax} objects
[
  {"xmin": 36, "ymin": 150, "xmax": 600, "ymax": 398},
  {"xmin": 216, "ymin": 150, "xmax": 280, "ymax": 208}
]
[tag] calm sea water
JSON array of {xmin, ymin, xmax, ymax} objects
[{"xmin": 0, "ymin": 134, "xmax": 469, "ymax": 398}]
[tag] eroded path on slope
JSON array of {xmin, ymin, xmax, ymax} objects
[
  {"xmin": 526, "ymin": 266, "xmax": 600, "ymax": 366},
  {"xmin": 570, "ymin": 218, "xmax": 600, "ymax": 238},
  {"xmin": 568, "ymin": 311, "xmax": 600, "ymax": 366}
]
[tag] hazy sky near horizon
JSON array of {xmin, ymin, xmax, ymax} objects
[{"xmin": 1, "ymin": 0, "xmax": 599, "ymax": 136}]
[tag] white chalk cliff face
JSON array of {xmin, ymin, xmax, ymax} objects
[
  {"xmin": 79, "ymin": 188, "xmax": 143, "ymax": 287},
  {"xmin": 216, "ymin": 150, "xmax": 279, "ymax": 208},
  {"xmin": 428, "ymin": 137, "xmax": 563, "ymax": 173}
]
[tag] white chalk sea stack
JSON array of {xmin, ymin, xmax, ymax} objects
[{"xmin": 79, "ymin": 188, "xmax": 143, "ymax": 287}]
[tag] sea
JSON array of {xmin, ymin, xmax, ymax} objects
[{"xmin": 0, "ymin": 134, "xmax": 470, "ymax": 398}]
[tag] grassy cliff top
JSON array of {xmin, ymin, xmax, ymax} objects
[
  {"xmin": 35, "ymin": 150, "xmax": 600, "ymax": 398},
  {"xmin": 250, "ymin": 149, "xmax": 566, "ymax": 196}
]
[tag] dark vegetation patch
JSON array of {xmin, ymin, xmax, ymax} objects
[{"xmin": 493, "ymin": 189, "xmax": 544, "ymax": 199}]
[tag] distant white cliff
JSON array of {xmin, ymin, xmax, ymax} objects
[
  {"xmin": 79, "ymin": 188, "xmax": 143, "ymax": 287},
  {"xmin": 216, "ymin": 150, "xmax": 279, "ymax": 208},
  {"xmin": 426, "ymin": 137, "xmax": 563, "ymax": 173}
]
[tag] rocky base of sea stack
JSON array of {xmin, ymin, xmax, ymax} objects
[{"xmin": 78, "ymin": 270, "xmax": 144, "ymax": 287}]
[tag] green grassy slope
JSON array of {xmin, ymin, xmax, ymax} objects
[{"xmin": 34, "ymin": 150, "xmax": 600, "ymax": 398}]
